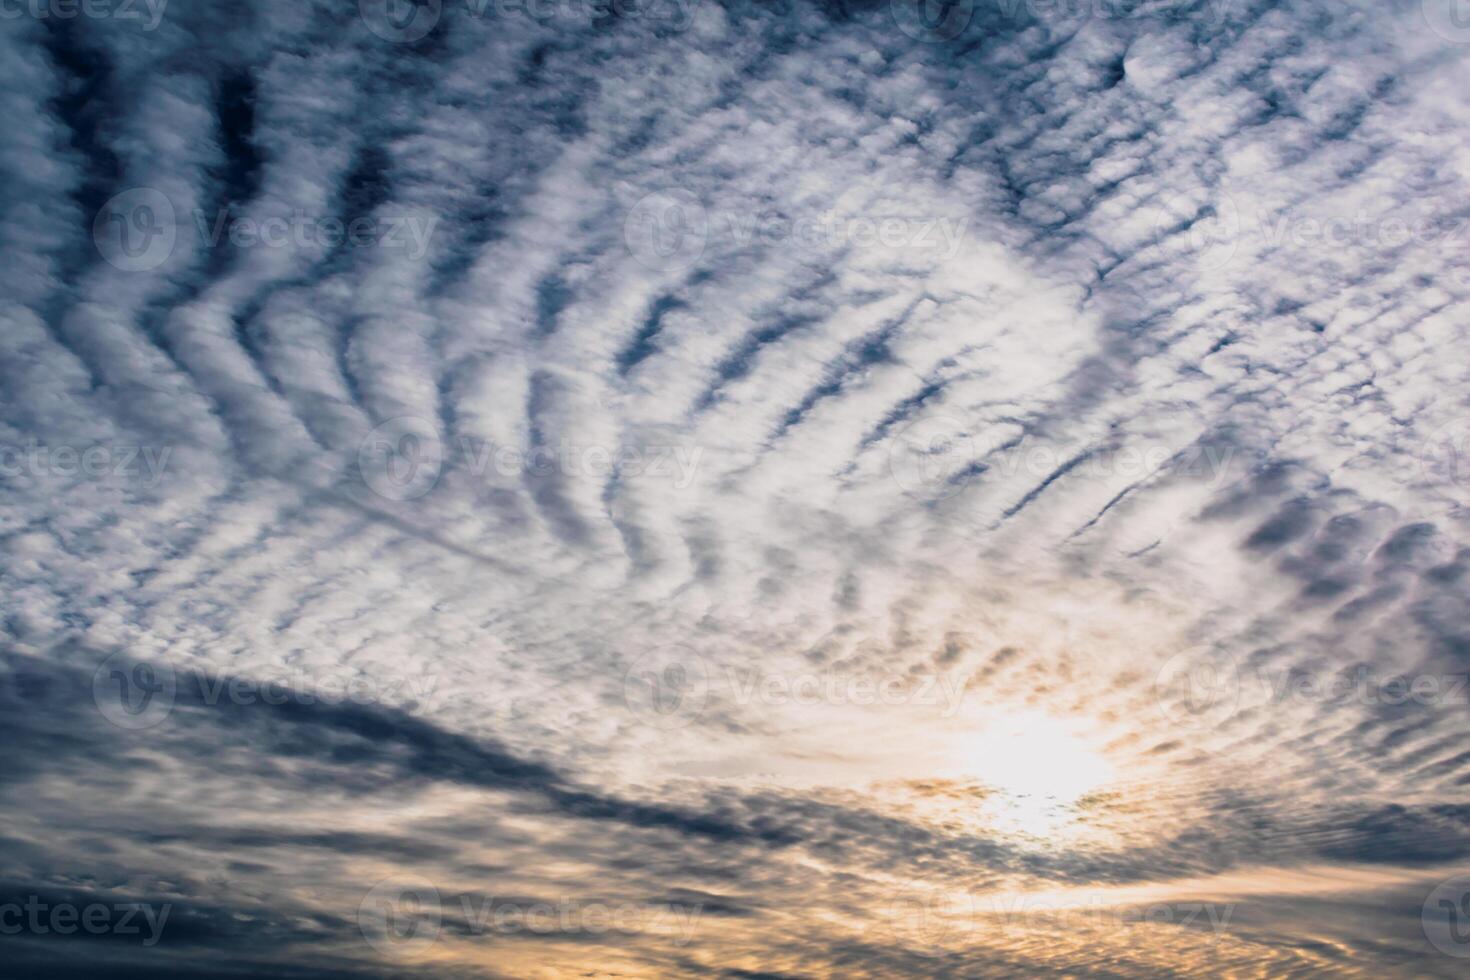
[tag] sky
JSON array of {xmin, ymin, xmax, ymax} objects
[{"xmin": 3, "ymin": 0, "xmax": 1470, "ymax": 976}]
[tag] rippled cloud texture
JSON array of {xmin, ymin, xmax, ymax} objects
[{"xmin": 4, "ymin": 0, "xmax": 1470, "ymax": 976}]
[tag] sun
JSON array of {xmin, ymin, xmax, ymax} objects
[{"xmin": 960, "ymin": 709, "xmax": 1114, "ymax": 836}]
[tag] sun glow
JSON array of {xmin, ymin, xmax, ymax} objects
[{"xmin": 962, "ymin": 710, "xmax": 1114, "ymax": 836}]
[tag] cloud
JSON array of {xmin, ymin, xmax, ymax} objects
[{"xmin": 4, "ymin": 0, "xmax": 1470, "ymax": 974}]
